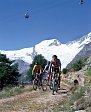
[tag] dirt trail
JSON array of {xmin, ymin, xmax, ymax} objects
[{"xmin": 0, "ymin": 81, "xmax": 71, "ymax": 112}]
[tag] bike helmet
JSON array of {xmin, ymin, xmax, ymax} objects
[
  {"xmin": 52, "ymin": 55, "xmax": 57, "ymax": 59},
  {"xmin": 35, "ymin": 62, "xmax": 39, "ymax": 65}
]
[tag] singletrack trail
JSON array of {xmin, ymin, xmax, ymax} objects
[{"xmin": 0, "ymin": 81, "xmax": 71, "ymax": 112}]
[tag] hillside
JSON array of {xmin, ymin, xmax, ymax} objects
[{"xmin": 0, "ymin": 68, "xmax": 91, "ymax": 112}]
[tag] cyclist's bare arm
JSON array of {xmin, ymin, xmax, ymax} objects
[{"xmin": 32, "ymin": 66, "xmax": 36, "ymax": 75}]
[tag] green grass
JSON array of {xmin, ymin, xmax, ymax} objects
[{"xmin": 86, "ymin": 67, "xmax": 91, "ymax": 76}]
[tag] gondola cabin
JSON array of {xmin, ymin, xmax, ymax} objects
[
  {"xmin": 25, "ymin": 10, "xmax": 29, "ymax": 19},
  {"xmin": 80, "ymin": 0, "xmax": 83, "ymax": 5},
  {"xmin": 25, "ymin": 14, "xmax": 29, "ymax": 18}
]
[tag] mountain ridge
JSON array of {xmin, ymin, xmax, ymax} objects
[{"xmin": 0, "ymin": 32, "xmax": 91, "ymax": 69}]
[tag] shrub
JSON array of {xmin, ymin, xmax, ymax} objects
[
  {"xmin": 62, "ymin": 68, "xmax": 68, "ymax": 74},
  {"xmin": 71, "ymin": 59, "xmax": 85, "ymax": 71}
]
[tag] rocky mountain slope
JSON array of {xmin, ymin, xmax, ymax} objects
[{"xmin": 67, "ymin": 41, "xmax": 91, "ymax": 68}]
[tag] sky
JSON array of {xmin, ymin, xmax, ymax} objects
[{"xmin": 0, "ymin": 0, "xmax": 91, "ymax": 50}]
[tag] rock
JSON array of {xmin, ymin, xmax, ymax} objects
[{"xmin": 75, "ymin": 110, "xmax": 86, "ymax": 112}]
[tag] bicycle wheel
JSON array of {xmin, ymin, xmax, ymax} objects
[
  {"xmin": 52, "ymin": 79, "xmax": 55, "ymax": 95},
  {"xmin": 52, "ymin": 79, "xmax": 58, "ymax": 95},
  {"xmin": 37, "ymin": 79, "xmax": 41, "ymax": 89},
  {"xmin": 33, "ymin": 79, "xmax": 37, "ymax": 90},
  {"xmin": 49, "ymin": 80, "xmax": 53, "ymax": 90},
  {"xmin": 42, "ymin": 79, "xmax": 47, "ymax": 91}
]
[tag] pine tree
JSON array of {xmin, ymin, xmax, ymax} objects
[{"xmin": 0, "ymin": 54, "xmax": 20, "ymax": 90}]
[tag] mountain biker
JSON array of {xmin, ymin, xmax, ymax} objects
[
  {"xmin": 43, "ymin": 61, "xmax": 52, "ymax": 85},
  {"xmin": 32, "ymin": 62, "xmax": 42, "ymax": 84},
  {"xmin": 50, "ymin": 55, "xmax": 61, "ymax": 88},
  {"xmin": 43, "ymin": 61, "xmax": 50, "ymax": 72}
]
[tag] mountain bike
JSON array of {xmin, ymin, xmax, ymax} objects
[
  {"xmin": 33, "ymin": 73, "xmax": 42, "ymax": 90},
  {"xmin": 42, "ymin": 71, "xmax": 49, "ymax": 91},
  {"xmin": 33, "ymin": 72, "xmax": 47, "ymax": 91}
]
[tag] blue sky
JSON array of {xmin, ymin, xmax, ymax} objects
[{"xmin": 0, "ymin": 0, "xmax": 91, "ymax": 50}]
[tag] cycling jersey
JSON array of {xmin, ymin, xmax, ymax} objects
[{"xmin": 50, "ymin": 59, "xmax": 61, "ymax": 69}]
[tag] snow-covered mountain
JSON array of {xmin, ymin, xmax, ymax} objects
[
  {"xmin": 67, "ymin": 41, "xmax": 91, "ymax": 67},
  {"xmin": 0, "ymin": 32, "xmax": 91, "ymax": 69}
]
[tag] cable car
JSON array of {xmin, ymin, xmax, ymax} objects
[
  {"xmin": 80, "ymin": 0, "xmax": 83, "ymax": 5},
  {"xmin": 25, "ymin": 10, "xmax": 29, "ymax": 19}
]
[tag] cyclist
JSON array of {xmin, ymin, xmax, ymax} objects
[
  {"xmin": 50, "ymin": 55, "xmax": 61, "ymax": 88},
  {"xmin": 43, "ymin": 61, "xmax": 52, "ymax": 85},
  {"xmin": 32, "ymin": 62, "xmax": 42, "ymax": 84},
  {"xmin": 43, "ymin": 61, "xmax": 50, "ymax": 72}
]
